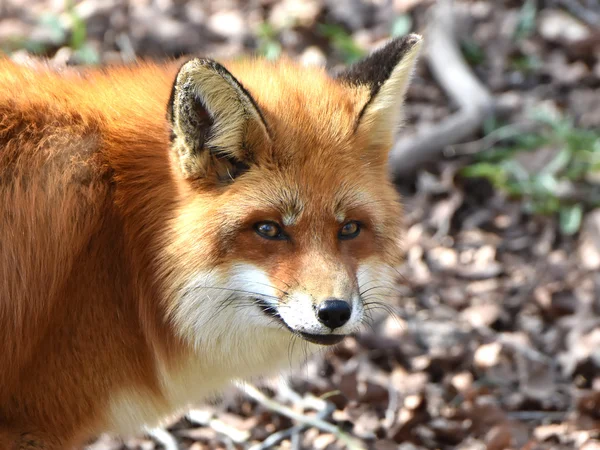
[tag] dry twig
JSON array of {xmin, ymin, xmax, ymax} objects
[
  {"xmin": 240, "ymin": 383, "xmax": 366, "ymax": 450},
  {"xmin": 145, "ymin": 427, "xmax": 180, "ymax": 450},
  {"xmin": 554, "ymin": 0, "xmax": 600, "ymax": 27},
  {"xmin": 187, "ymin": 408, "xmax": 251, "ymax": 444}
]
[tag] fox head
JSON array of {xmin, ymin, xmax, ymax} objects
[{"xmin": 162, "ymin": 35, "xmax": 422, "ymax": 358}]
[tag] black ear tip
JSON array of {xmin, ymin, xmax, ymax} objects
[
  {"xmin": 393, "ymin": 33, "xmax": 423, "ymax": 45},
  {"xmin": 403, "ymin": 33, "xmax": 423, "ymax": 46},
  {"xmin": 333, "ymin": 33, "xmax": 423, "ymax": 90},
  {"xmin": 378, "ymin": 33, "xmax": 423, "ymax": 59}
]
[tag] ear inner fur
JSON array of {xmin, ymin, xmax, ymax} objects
[{"xmin": 169, "ymin": 59, "xmax": 271, "ymax": 180}]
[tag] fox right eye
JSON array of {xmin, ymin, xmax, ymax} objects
[{"xmin": 254, "ymin": 221, "xmax": 286, "ymax": 240}]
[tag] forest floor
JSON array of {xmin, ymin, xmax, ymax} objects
[{"xmin": 1, "ymin": 0, "xmax": 600, "ymax": 448}]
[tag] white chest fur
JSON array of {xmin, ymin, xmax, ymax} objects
[
  {"xmin": 104, "ymin": 265, "xmax": 321, "ymax": 434},
  {"xmin": 104, "ymin": 327, "xmax": 314, "ymax": 435}
]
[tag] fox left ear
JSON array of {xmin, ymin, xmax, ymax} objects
[
  {"xmin": 335, "ymin": 34, "xmax": 422, "ymax": 149},
  {"xmin": 167, "ymin": 58, "xmax": 271, "ymax": 182}
]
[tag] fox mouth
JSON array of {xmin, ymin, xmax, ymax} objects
[
  {"xmin": 254, "ymin": 298, "xmax": 347, "ymax": 346},
  {"xmin": 298, "ymin": 332, "xmax": 345, "ymax": 345}
]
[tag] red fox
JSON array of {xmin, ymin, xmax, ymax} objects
[{"xmin": 0, "ymin": 34, "xmax": 421, "ymax": 448}]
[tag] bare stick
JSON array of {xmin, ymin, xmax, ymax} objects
[
  {"xmin": 389, "ymin": 0, "xmax": 495, "ymax": 179},
  {"xmin": 145, "ymin": 427, "xmax": 180, "ymax": 450},
  {"xmin": 446, "ymin": 120, "xmax": 543, "ymax": 155},
  {"xmin": 249, "ymin": 382, "xmax": 336, "ymax": 450},
  {"xmin": 555, "ymin": 0, "xmax": 600, "ymax": 27},
  {"xmin": 187, "ymin": 409, "xmax": 251, "ymax": 444},
  {"xmin": 241, "ymin": 384, "xmax": 366, "ymax": 450},
  {"xmin": 507, "ymin": 411, "xmax": 568, "ymax": 421},
  {"xmin": 249, "ymin": 424, "xmax": 305, "ymax": 450}
]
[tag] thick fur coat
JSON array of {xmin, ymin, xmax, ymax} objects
[{"xmin": 0, "ymin": 35, "xmax": 421, "ymax": 448}]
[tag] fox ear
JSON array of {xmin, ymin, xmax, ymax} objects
[
  {"xmin": 335, "ymin": 34, "xmax": 422, "ymax": 149},
  {"xmin": 167, "ymin": 58, "xmax": 271, "ymax": 181}
]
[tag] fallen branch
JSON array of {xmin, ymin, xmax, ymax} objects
[
  {"xmin": 249, "ymin": 424, "xmax": 305, "ymax": 450},
  {"xmin": 390, "ymin": 0, "xmax": 495, "ymax": 180},
  {"xmin": 555, "ymin": 0, "xmax": 600, "ymax": 27},
  {"xmin": 187, "ymin": 408, "xmax": 251, "ymax": 444},
  {"xmin": 445, "ymin": 119, "xmax": 543, "ymax": 156},
  {"xmin": 240, "ymin": 383, "xmax": 366, "ymax": 450},
  {"xmin": 145, "ymin": 427, "xmax": 180, "ymax": 450},
  {"xmin": 248, "ymin": 382, "xmax": 337, "ymax": 450},
  {"xmin": 507, "ymin": 410, "xmax": 569, "ymax": 421}
]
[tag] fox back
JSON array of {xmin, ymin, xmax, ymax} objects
[{"xmin": 0, "ymin": 35, "xmax": 421, "ymax": 449}]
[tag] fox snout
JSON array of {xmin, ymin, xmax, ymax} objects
[
  {"xmin": 254, "ymin": 268, "xmax": 364, "ymax": 346},
  {"xmin": 316, "ymin": 299, "xmax": 351, "ymax": 329},
  {"xmin": 268, "ymin": 292, "xmax": 360, "ymax": 346}
]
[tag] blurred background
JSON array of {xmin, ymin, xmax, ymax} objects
[{"xmin": 2, "ymin": 0, "xmax": 599, "ymax": 449}]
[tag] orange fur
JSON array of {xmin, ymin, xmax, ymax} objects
[{"xmin": 0, "ymin": 35, "xmax": 420, "ymax": 449}]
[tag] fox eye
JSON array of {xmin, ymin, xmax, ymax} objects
[
  {"xmin": 254, "ymin": 221, "xmax": 286, "ymax": 240},
  {"xmin": 339, "ymin": 221, "xmax": 361, "ymax": 240}
]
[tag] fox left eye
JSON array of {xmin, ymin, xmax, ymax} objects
[
  {"xmin": 254, "ymin": 221, "xmax": 286, "ymax": 240},
  {"xmin": 339, "ymin": 221, "xmax": 361, "ymax": 240}
]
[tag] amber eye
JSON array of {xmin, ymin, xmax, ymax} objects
[
  {"xmin": 339, "ymin": 221, "xmax": 361, "ymax": 240},
  {"xmin": 254, "ymin": 221, "xmax": 286, "ymax": 240}
]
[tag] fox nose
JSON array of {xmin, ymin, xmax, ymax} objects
[{"xmin": 317, "ymin": 299, "xmax": 351, "ymax": 330}]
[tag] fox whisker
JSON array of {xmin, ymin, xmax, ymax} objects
[{"xmin": 181, "ymin": 285, "xmax": 281, "ymax": 301}]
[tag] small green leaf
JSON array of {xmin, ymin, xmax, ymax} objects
[
  {"xmin": 318, "ymin": 23, "xmax": 364, "ymax": 64},
  {"xmin": 38, "ymin": 13, "xmax": 67, "ymax": 45},
  {"xmin": 461, "ymin": 39, "xmax": 486, "ymax": 66},
  {"xmin": 262, "ymin": 41, "xmax": 281, "ymax": 60},
  {"xmin": 542, "ymin": 149, "xmax": 571, "ymax": 176},
  {"xmin": 64, "ymin": 0, "xmax": 87, "ymax": 50},
  {"xmin": 391, "ymin": 15, "xmax": 412, "ymax": 37},
  {"xmin": 74, "ymin": 43, "xmax": 100, "ymax": 65},
  {"xmin": 70, "ymin": 16, "xmax": 86, "ymax": 50},
  {"xmin": 501, "ymin": 160, "xmax": 529, "ymax": 183},
  {"xmin": 24, "ymin": 40, "xmax": 47, "ymax": 55},
  {"xmin": 460, "ymin": 162, "xmax": 508, "ymax": 188},
  {"xmin": 257, "ymin": 22, "xmax": 277, "ymax": 39},
  {"xmin": 534, "ymin": 173, "xmax": 558, "ymax": 195},
  {"xmin": 559, "ymin": 203, "xmax": 583, "ymax": 235},
  {"xmin": 514, "ymin": 0, "xmax": 537, "ymax": 40},
  {"xmin": 255, "ymin": 22, "xmax": 281, "ymax": 60},
  {"xmin": 511, "ymin": 54, "xmax": 541, "ymax": 73},
  {"xmin": 482, "ymin": 114, "xmax": 501, "ymax": 136}
]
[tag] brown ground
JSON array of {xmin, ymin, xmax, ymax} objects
[{"xmin": 1, "ymin": 0, "xmax": 600, "ymax": 448}]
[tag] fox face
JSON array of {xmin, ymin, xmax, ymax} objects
[{"xmin": 162, "ymin": 35, "xmax": 422, "ymax": 355}]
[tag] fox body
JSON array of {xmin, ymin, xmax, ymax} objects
[{"xmin": 0, "ymin": 35, "xmax": 421, "ymax": 448}]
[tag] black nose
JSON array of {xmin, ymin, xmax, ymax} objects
[{"xmin": 317, "ymin": 299, "xmax": 351, "ymax": 329}]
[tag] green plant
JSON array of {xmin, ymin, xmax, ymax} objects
[
  {"xmin": 460, "ymin": 38, "xmax": 486, "ymax": 66},
  {"xmin": 318, "ymin": 23, "xmax": 364, "ymax": 64},
  {"xmin": 64, "ymin": 0, "xmax": 100, "ymax": 64},
  {"xmin": 510, "ymin": 54, "xmax": 542, "ymax": 73},
  {"xmin": 391, "ymin": 14, "xmax": 412, "ymax": 38},
  {"xmin": 255, "ymin": 22, "xmax": 282, "ymax": 61},
  {"xmin": 461, "ymin": 111, "xmax": 600, "ymax": 235},
  {"xmin": 513, "ymin": 0, "xmax": 537, "ymax": 41},
  {"xmin": 3, "ymin": 0, "xmax": 99, "ymax": 64}
]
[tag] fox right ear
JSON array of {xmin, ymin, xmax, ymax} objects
[
  {"xmin": 334, "ymin": 34, "xmax": 422, "ymax": 151},
  {"xmin": 167, "ymin": 58, "xmax": 271, "ymax": 182}
]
